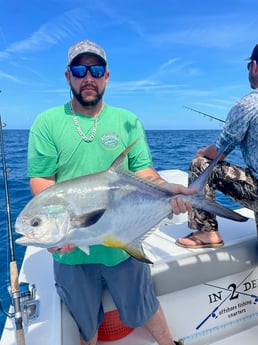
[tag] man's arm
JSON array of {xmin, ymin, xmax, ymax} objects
[
  {"xmin": 30, "ymin": 176, "xmax": 56, "ymax": 195},
  {"xmin": 196, "ymin": 144, "xmax": 226, "ymax": 160}
]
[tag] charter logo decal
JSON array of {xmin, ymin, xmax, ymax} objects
[{"xmin": 196, "ymin": 269, "xmax": 258, "ymax": 330}]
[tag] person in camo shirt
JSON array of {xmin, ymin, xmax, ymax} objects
[{"xmin": 176, "ymin": 44, "xmax": 258, "ymax": 249}]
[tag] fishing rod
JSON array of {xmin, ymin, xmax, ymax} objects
[
  {"xmin": 0, "ymin": 115, "xmax": 26, "ymax": 345},
  {"xmin": 184, "ymin": 106, "xmax": 226, "ymax": 124}
]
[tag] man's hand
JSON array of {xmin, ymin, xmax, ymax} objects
[
  {"xmin": 166, "ymin": 183, "xmax": 197, "ymax": 216},
  {"xmin": 195, "ymin": 144, "xmax": 226, "ymax": 160},
  {"xmin": 135, "ymin": 167, "xmax": 197, "ymax": 217}
]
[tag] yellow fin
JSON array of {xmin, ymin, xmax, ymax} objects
[
  {"xmin": 103, "ymin": 234, "xmax": 152, "ymax": 264},
  {"xmin": 123, "ymin": 245, "xmax": 153, "ymax": 264},
  {"xmin": 103, "ymin": 234, "xmax": 126, "ymax": 248}
]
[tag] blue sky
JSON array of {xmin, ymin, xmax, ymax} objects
[{"xmin": 0, "ymin": 0, "xmax": 257, "ymax": 130}]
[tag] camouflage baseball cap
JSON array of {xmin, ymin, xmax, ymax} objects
[{"xmin": 67, "ymin": 40, "xmax": 107, "ymax": 66}]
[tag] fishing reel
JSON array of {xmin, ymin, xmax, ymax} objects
[
  {"xmin": 16, "ymin": 282, "xmax": 40, "ymax": 325},
  {"xmin": 0, "ymin": 282, "xmax": 40, "ymax": 326}
]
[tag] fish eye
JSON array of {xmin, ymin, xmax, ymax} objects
[{"xmin": 31, "ymin": 217, "xmax": 41, "ymax": 227}]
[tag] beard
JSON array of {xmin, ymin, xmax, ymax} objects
[{"xmin": 70, "ymin": 84, "xmax": 105, "ymax": 107}]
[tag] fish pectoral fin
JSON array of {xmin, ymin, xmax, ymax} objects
[
  {"xmin": 124, "ymin": 241, "xmax": 153, "ymax": 264},
  {"xmin": 71, "ymin": 209, "xmax": 106, "ymax": 228}
]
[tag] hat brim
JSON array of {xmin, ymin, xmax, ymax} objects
[
  {"xmin": 244, "ymin": 55, "xmax": 252, "ymax": 61},
  {"xmin": 69, "ymin": 52, "xmax": 107, "ymax": 66}
]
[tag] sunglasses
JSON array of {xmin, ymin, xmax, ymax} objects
[
  {"xmin": 247, "ymin": 61, "xmax": 253, "ymax": 70},
  {"xmin": 69, "ymin": 65, "xmax": 106, "ymax": 78}
]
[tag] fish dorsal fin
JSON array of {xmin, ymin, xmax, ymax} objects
[
  {"xmin": 108, "ymin": 137, "xmax": 176, "ymax": 197},
  {"xmin": 109, "ymin": 137, "xmax": 143, "ymax": 173},
  {"xmin": 70, "ymin": 209, "xmax": 106, "ymax": 228}
]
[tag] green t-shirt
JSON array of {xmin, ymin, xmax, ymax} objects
[{"xmin": 28, "ymin": 103, "xmax": 153, "ymax": 266}]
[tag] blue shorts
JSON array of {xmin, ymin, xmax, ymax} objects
[{"xmin": 53, "ymin": 257, "xmax": 159, "ymax": 341}]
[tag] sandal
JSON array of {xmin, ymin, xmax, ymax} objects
[{"xmin": 175, "ymin": 232, "xmax": 224, "ymax": 249}]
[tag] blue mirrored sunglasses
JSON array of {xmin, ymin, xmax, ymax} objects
[{"xmin": 69, "ymin": 65, "xmax": 106, "ymax": 78}]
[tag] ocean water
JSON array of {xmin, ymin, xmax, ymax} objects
[{"xmin": 0, "ymin": 129, "xmax": 244, "ymax": 335}]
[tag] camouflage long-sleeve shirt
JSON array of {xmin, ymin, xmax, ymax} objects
[{"xmin": 215, "ymin": 90, "xmax": 258, "ymax": 179}]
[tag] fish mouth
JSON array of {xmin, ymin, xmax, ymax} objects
[
  {"xmin": 15, "ymin": 229, "xmax": 42, "ymax": 242},
  {"xmin": 15, "ymin": 236, "xmax": 33, "ymax": 245},
  {"xmin": 16, "ymin": 231, "xmax": 35, "ymax": 239},
  {"xmin": 15, "ymin": 231, "xmax": 58, "ymax": 247}
]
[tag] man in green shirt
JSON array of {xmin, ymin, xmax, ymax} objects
[{"xmin": 28, "ymin": 39, "xmax": 194, "ymax": 345}]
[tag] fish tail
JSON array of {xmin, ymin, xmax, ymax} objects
[
  {"xmin": 189, "ymin": 153, "xmax": 223, "ymax": 191},
  {"xmin": 189, "ymin": 154, "xmax": 249, "ymax": 222}
]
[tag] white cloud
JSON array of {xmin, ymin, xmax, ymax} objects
[
  {"xmin": 0, "ymin": 8, "xmax": 89, "ymax": 61},
  {"xmin": 0, "ymin": 70, "xmax": 25, "ymax": 84}
]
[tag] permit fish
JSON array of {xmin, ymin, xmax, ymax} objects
[{"xmin": 15, "ymin": 140, "xmax": 248, "ymax": 263}]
